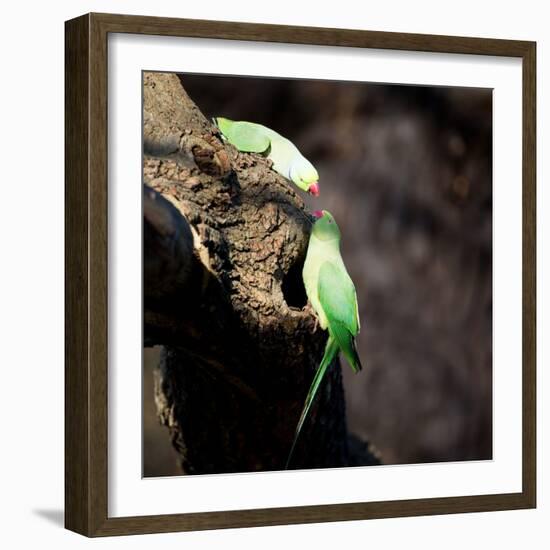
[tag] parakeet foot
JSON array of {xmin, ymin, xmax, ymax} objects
[{"xmin": 303, "ymin": 304, "xmax": 319, "ymax": 333}]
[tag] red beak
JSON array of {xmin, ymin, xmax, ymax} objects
[
  {"xmin": 308, "ymin": 182, "xmax": 320, "ymax": 196},
  {"xmin": 313, "ymin": 210, "xmax": 324, "ymax": 219}
]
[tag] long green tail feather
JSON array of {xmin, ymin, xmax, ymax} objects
[{"xmin": 285, "ymin": 336, "xmax": 339, "ymax": 469}]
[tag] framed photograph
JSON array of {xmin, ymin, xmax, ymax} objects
[{"xmin": 65, "ymin": 13, "xmax": 536, "ymax": 536}]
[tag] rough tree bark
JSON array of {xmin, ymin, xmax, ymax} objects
[{"xmin": 143, "ymin": 72, "xmax": 378, "ymax": 474}]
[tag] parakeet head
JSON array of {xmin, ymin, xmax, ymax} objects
[
  {"xmin": 290, "ymin": 157, "xmax": 320, "ymax": 196},
  {"xmin": 311, "ymin": 210, "xmax": 341, "ymax": 241}
]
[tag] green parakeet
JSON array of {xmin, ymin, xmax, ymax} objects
[
  {"xmin": 213, "ymin": 117, "xmax": 320, "ymax": 196},
  {"xmin": 286, "ymin": 209, "xmax": 362, "ymax": 468}
]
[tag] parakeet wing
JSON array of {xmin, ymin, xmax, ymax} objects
[
  {"xmin": 318, "ymin": 261, "xmax": 362, "ymax": 373},
  {"xmin": 227, "ymin": 122, "xmax": 271, "ymax": 153}
]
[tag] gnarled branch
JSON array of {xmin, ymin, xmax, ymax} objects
[{"xmin": 143, "ymin": 72, "xmax": 379, "ymax": 473}]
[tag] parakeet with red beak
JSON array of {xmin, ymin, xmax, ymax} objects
[
  {"xmin": 286, "ymin": 209, "xmax": 362, "ymax": 468},
  {"xmin": 213, "ymin": 117, "xmax": 320, "ymax": 196}
]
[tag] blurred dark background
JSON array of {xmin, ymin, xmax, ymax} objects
[{"xmin": 143, "ymin": 74, "xmax": 492, "ymax": 476}]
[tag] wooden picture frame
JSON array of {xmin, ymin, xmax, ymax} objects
[{"xmin": 65, "ymin": 12, "xmax": 536, "ymax": 537}]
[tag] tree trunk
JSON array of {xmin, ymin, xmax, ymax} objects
[{"xmin": 143, "ymin": 72, "xmax": 378, "ymax": 474}]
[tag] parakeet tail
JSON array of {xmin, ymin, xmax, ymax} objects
[
  {"xmin": 285, "ymin": 336, "xmax": 339, "ymax": 469},
  {"xmin": 212, "ymin": 116, "xmax": 231, "ymax": 136}
]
